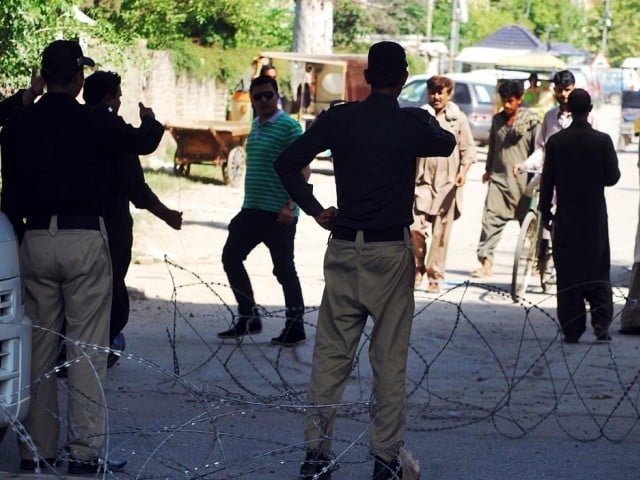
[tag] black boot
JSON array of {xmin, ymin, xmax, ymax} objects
[
  {"xmin": 271, "ymin": 318, "xmax": 306, "ymax": 346},
  {"xmin": 68, "ymin": 457, "xmax": 127, "ymax": 474},
  {"xmin": 299, "ymin": 450, "xmax": 336, "ymax": 480},
  {"xmin": 107, "ymin": 332, "xmax": 126, "ymax": 368},
  {"xmin": 218, "ymin": 315, "xmax": 262, "ymax": 339},
  {"xmin": 372, "ymin": 455, "xmax": 402, "ymax": 479}
]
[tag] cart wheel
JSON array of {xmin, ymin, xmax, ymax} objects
[
  {"xmin": 223, "ymin": 146, "xmax": 246, "ymax": 187},
  {"xmin": 174, "ymin": 162, "xmax": 190, "ymax": 177}
]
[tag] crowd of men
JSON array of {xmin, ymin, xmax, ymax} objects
[{"xmin": 0, "ymin": 38, "xmax": 629, "ymax": 480}]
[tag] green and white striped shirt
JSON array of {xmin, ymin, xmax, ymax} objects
[{"xmin": 243, "ymin": 111, "xmax": 303, "ymax": 214}]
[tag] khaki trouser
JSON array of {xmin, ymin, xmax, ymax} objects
[
  {"xmin": 18, "ymin": 217, "xmax": 112, "ymax": 461},
  {"xmin": 426, "ymin": 205, "xmax": 456, "ymax": 281},
  {"xmin": 412, "ymin": 205, "xmax": 456, "ymax": 282},
  {"xmin": 304, "ymin": 230, "xmax": 414, "ymax": 462}
]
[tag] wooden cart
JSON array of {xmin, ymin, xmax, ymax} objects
[{"xmin": 165, "ymin": 120, "xmax": 251, "ymax": 187}]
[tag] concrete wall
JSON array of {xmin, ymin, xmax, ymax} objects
[
  {"xmin": 100, "ymin": 46, "xmax": 229, "ymax": 165},
  {"xmin": 117, "ymin": 50, "xmax": 228, "ymax": 126}
]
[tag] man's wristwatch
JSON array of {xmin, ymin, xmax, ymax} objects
[{"xmin": 287, "ymin": 201, "xmax": 296, "ymax": 211}]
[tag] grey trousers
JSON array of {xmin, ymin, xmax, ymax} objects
[
  {"xmin": 18, "ymin": 218, "xmax": 112, "ymax": 462},
  {"xmin": 303, "ymin": 230, "xmax": 414, "ymax": 462},
  {"xmin": 476, "ymin": 184, "xmax": 528, "ymax": 263}
]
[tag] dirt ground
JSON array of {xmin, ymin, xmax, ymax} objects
[
  {"xmin": 3, "ymin": 110, "xmax": 640, "ymax": 478},
  {"xmin": 91, "ymin": 137, "xmax": 640, "ymax": 479}
]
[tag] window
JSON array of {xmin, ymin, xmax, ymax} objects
[
  {"xmin": 399, "ymin": 81, "xmax": 427, "ymax": 104},
  {"xmin": 473, "ymin": 84, "xmax": 495, "ymax": 104},
  {"xmin": 453, "ymin": 83, "xmax": 471, "ymax": 104}
]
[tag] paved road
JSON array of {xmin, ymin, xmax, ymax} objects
[{"xmin": 2, "ymin": 104, "xmax": 639, "ymax": 480}]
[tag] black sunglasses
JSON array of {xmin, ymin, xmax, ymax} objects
[{"xmin": 252, "ymin": 91, "xmax": 275, "ymax": 101}]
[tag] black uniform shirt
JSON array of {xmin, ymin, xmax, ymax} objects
[
  {"xmin": 0, "ymin": 90, "xmax": 25, "ymax": 127},
  {"xmin": 275, "ymin": 93, "xmax": 456, "ymax": 230},
  {"xmin": 105, "ymin": 150, "xmax": 160, "ymax": 233},
  {"xmin": 0, "ymin": 92, "xmax": 164, "ymax": 236}
]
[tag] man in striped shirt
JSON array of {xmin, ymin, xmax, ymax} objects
[{"xmin": 218, "ymin": 75, "xmax": 310, "ymax": 346}]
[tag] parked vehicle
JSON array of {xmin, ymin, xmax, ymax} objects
[
  {"xmin": 618, "ymin": 90, "xmax": 640, "ymax": 151},
  {"xmin": 622, "ymin": 57, "xmax": 640, "ymax": 72},
  {"xmin": 398, "ymin": 73, "xmax": 496, "ymax": 145},
  {"xmin": 568, "ymin": 65, "xmax": 603, "ymax": 107},
  {"xmin": 596, "ymin": 68, "xmax": 624, "ymax": 105},
  {"xmin": 257, "ymin": 51, "xmax": 369, "ymax": 126},
  {"xmin": 0, "ymin": 212, "xmax": 31, "ymax": 444}
]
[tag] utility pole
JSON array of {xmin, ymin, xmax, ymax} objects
[
  {"xmin": 448, "ymin": 0, "xmax": 459, "ymax": 73},
  {"xmin": 600, "ymin": 0, "xmax": 612, "ymax": 55},
  {"xmin": 426, "ymin": 0, "xmax": 434, "ymax": 41}
]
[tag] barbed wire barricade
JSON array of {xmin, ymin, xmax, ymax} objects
[{"xmin": 2, "ymin": 257, "xmax": 637, "ymax": 479}]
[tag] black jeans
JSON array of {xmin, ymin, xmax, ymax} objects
[
  {"xmin": 556, "ymin": 280, "xmax": 613, "ymax": 339},
  {"xmin": 222, "ymin": 209, "xmax": 304, "ymax": 322},
  {"xmin": 108, "ymin": 224, "xmax": 133, "ymax": 343}
]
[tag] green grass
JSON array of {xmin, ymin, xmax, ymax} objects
[{"xmin": 142, "ymin": 162, "xmax": 227, "ymax": 188}]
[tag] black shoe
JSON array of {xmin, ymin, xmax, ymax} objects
[
  {"xmin": 68, "ymin": 457, "xmax": 127, "ymax": 474},
  {"xmin": 20, "ymin": 457, "xmax": 56, "ymax": 472},
  {"xmin": 271, "ymin": 325, "xmax": 306, "ymax": 347},
  {"xmin": 299, "ymin": 450, "xmax": 336, "ymax": 479},
  {"xmin": 372, "ymin": 455, "xmax": 402, "ymax": 480},
  {"xmin": 218, "ymin": 316, "xmax": 262, "ymax": 339},
  {"xmin": 107, "ymin": 332, "xmax": 126, "ymax": 368},
  {"xmin": 619, "ymin": 326, "xmax": 640, "ymax": 335},
  {"xmin": 594, "ymin": 325, "xmax": 612, "ymax": 342},
  {"xmin": 56, "ymin": 343, "xmax": 68, "ymax": 378}
]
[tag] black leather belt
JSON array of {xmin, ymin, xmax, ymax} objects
[
  {"xmin": 25, "ymin": 216, "xmax": 101, "ymax": 231},
  {"xmin": 331, "ymin": 225, "xmax": 407, "ymax": 242}
]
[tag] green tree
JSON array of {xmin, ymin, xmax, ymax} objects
[
  {"xmin": 89, "ymin": 0, "xmax": 292, "ymax": 50},
  {"xmin": 586, "ymin": 0, "xmax": 640, "ymax": 66},
  {"xmin": 0, "ymin": 0, "xmax": 121, "ymax": 95},
  {"xmin": 333, "ymin": 0, "xmax": 372, "ymax": 48},
  {"xmin": 89, "ymin": 0, "xmax": 183, "ymax": 48}
]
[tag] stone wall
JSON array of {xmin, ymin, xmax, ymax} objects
[
  {"xmin": 117, "ymin": 50, "xmax": 228, "ymax": 126},
  {"xmin": 102, "ymin": 46, "xmax": 229, "ymax": 165}
]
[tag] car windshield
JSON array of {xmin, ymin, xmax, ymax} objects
[
  {"xmin": 622, "ymin": 91, "xmax": 640, "ymax": 108},
  {"xmin": 571, "ymin": 71, "xmax": 588, "ymax": 89},
  {"xmin": 399, "ymin": 80, "xmax": 426, "ymax": 103},
  {"xmin": 472, "ymin": 83, "xmax": 495, "ymax": 104}
]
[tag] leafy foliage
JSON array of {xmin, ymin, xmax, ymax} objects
[
  {"xmin": 0, "ymin": 0, "xmax": 84, "ymax": 93},
  {"xmin": 0, "ymin": 0, "xmax": 127, "ymax": 95},
  {"xmin": 167, "ymin": 39, "xmax": 256, "ymax": 84},
  {"xmin": 585, "ymin": 0, "xmax": 640, "ymax": 66},
  {"xmin": 1, "ymin": 0, "xmax": 639, "ymax": 95},
  {"xmin": 333, "ymin": 0, "xmax": 372, "ymax": 48},
  {"xmin": 87, "ymin": 0, "xmax": 293, "ymax": 49}
]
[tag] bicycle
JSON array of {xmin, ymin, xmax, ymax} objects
[{"xmin": 511, "ymin": 170, "xmax": 554, "ymax": 302}]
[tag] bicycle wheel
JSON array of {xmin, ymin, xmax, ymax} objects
[{"xmin": 511, "ymin": 211, "xmax": 538, "ymax": 301}]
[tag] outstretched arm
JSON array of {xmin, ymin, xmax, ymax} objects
[{"xmin": 149, "ymin": 203, "xmax": 182, "ymax": 230}]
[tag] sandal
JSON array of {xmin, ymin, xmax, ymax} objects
[{"xmin": 426, "ymin": 282, "xmax": 441, "ymax": 293}]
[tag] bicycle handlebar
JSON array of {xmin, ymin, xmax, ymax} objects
[{"xmin": 517, "ymin": 167, "xmax": 542, "ymax": 174}]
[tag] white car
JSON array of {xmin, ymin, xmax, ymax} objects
[
  {"xmin": 0, "ymin": 212, "xmax": 31, "ymax": 444},
  {"xmin": 398, "ymin": 72, "xmax": 497, "ymax": 145}
]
